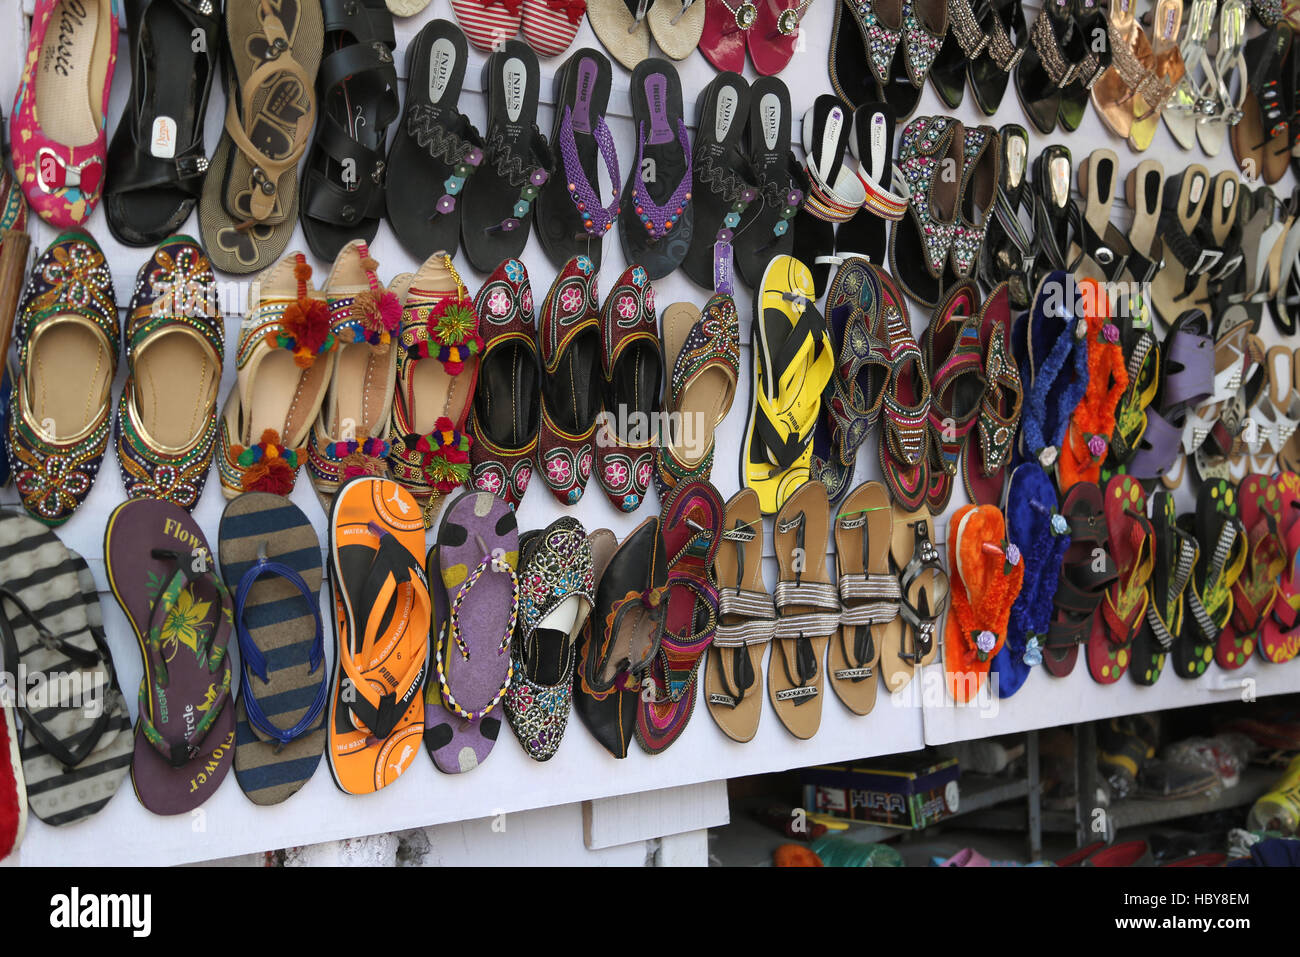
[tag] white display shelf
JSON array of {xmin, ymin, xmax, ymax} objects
[{"xmin": 3, "ymin": 0, "xmax": 1297, "ymax": 867}]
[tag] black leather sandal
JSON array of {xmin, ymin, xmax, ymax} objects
[
  {"xmin": 105, "ymin": 0, "xmax": 221, "ymax": 247},
  {"xmin": 1058, "ymin": 0, "xmax": 1111, "ymax": 132},
  {"xmin": 299, "ymin": 0, "xmax": 399, "ymax": 261},
  {"xmin": 384, "ymin": 19, "xmax": 483, "ymax": 264},
  {"xmin": 930, "ymin": 0, "xmax": 986, "ymax": 109},
  {"xmin": 1029, "ymin": 143, "xmax": 1084, "ymax": 291}
]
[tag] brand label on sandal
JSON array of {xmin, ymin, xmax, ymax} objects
[
  {"xmin": 760, "ymin": 93, "xmax": 781, "ymax": 150},
  {"xmin": 150, "ymin": 117, "xmax": 177, "ymax": 159},
  {"xmin": 714, "ymin": 240, "xmax": 734, "ymax": 297},
  {"xmin": 715, "ymin": 86, "xmax": 739, "ymax": 143},
  {"xmin": 1189, "ymin": 174, "xmax": 1205, "ymax": 204},
  {"xmin": 503, "ymin": 58, "xmax": 526, "ymax": 123},
  {"xmin": 1223, "ymin": 178, "xmax": 1236, "ymax": 207},
  {"xmin": 869, "ymin": 112, "xmax": 887, "ymax": 173},
  {"xmin": 573, "ymin": 57, "xmax": 598, "ymax": 135},
  {"xmin": 428, "ymin": 38, "xmax": 456, "ymax": 105}
]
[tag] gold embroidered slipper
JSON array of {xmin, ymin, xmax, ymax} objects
[
  {"xmin": 307, "ymin": 239, "xmax": 400, "ymax": 503},
  {"xmin": 217, "ymin": 252, "xmax": 336, "ymax": 499},
  {"xmin": 10, "ymin": 232, "xmax": 118, "ymax": 525},
  {"xmin": 117, "ymin": 235, "xmax": 223, "ymax": 512}
]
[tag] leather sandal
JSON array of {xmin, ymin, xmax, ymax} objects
[
  {"xmin": 1074, "ymin": 149, "xmax": 1133, "ymax": 284},
  {"xmin": 882, "ymin": 502, "xmax": 947, "ymax": 691},
  {"xmin": 1015, "ymin": 0, "xmax": 1084, "ymax": 134},
  {"xmin": 978, "ymin": 124, "xmax": 1032, "ymax": 309},
  {"xmin": 968, "ymin": 0, "xmax": 1029, "ymax": 115},
  {"xmin": 199, "ymin": 0, "xmax": 321, "ymax": 274},
  {"xmin": 105, "ymin": 0, "xmax": 220, "ymax": 246},
  {"xmin": 1149, "ymin": 164, "xmax": 1212, "ymax": 326},
  {"xmin": 962, "ymin": 282, "xmax": 1023, "ymax": 505},
  {"xmin": 1028, "ymin": 144, "xmax": 1083, "ymax": 292},
  {"xmin": 831, "ymin": 481, "xmax": 896, "ymax": 715},
  {"xmin": 705, "ymin": 489, "xmax": 775, "ymax": 741},
  {"xmin": 1230, "ymin": 22, "xmax": 1292, "ymax": 184}
]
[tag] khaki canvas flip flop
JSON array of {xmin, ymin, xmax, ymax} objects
[
  {"xmin": 768, "ymin": 480, "xmax": 839, "ymax": 740},
  {"xmin": 589, "ymin": 0, "xmax": 653, "ymax": 70},
  {"xmin": 830, "ymin": 481, "xmax": 895, "ymax": 716},
  {"xmin": 199, "ymin": 0, "xmax": 322, "ymax": 274},
  {"xmin": 648, "ymin": 0, "xmax": 706, "ymax": 59},
  {"xmin": 881, "ymin": 503, "xmax": 948, "ymax": 692},
  {"xmin": 705, "ymin": 488, "xmax": 776, "ymax": 743}
]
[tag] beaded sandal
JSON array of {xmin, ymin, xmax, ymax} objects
[
  {"xmin": 118, "ymin": 235, "xmax": 223, "ymax": 512},
  {"xmin": 950, "ymin": 122, "xmax": 1000, "ymax": 283},
  {"xmin": 968, "ymin": 0, "xmax": 1029, "ymax": 115},
  {"xmin": 888, "ymin": 114, "xmax": 965, "ymax": 309},
  {"xmin": 922, "ymin": 280, "xmax": 985, "ymax": 512},
  {"xmin": 930, "ymin": 0, "xmax": 987, "ymax": 109},
  {"xmin": 872, "ymin": 266, "xmax": 932, "ymax": 510},
  {"xmin": 1059, "ymin": 0, "xmax": 1112, "ymax": 132},
  {"xmin": 12, "ymin": 233, "xmax": 118, "ymax": 526},
  {"xmin": 962, "ymin": 282, "xmax": 1023, "ymax": 506},
  {"xmin": 1015, "ymin": 0, "xmax": 1085, "ymax": 134}
]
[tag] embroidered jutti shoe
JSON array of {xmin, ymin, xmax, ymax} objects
[
  {"xmin": 9, "ymin": 232, "xmax": 118, "ymax": 525},
  {"xmin": 217, "ymin": 252, "xmax": 337, "ymax": 498},
  {"xmin": 386, "ymin": 252, "xmax": 483, "ymax": 520},
  {"xmin": 117, "ymin": 235, "xmax": 222, "ymax": 511}
]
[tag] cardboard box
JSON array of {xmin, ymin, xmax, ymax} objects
[{"xmin": 801, "ymin": 757, "xmax": 961, "ymax": 829}]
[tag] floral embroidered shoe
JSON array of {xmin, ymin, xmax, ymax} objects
[
  {"xmin": 307, "ymin": 240, "xmax": 400, "ymax": 502},
  {"xmin": 656, "ymin": 294, "xmax": 740, "ymax": 497},
  {"xmin": 9, "ymin": 232, "xmax": 118, "ymax": 525},
  {"xmin": 537, "ymin": 255, "xmax": 602, "ymax": 505},
  {"xmin": 468, "ymin": 258, "xmax": 542, "ymax": 508},
  {"xmin": 596, "ymin": 265, "xmax": 662, "ymax": 513},
  {"xmin": 217, "ymin": 252, "xmax": 337, "ymax": 499},
  {"xmin": 9, "ymin": 0, "xmax": 119, "ymax": 227},
  {"xmin": 387, "ymin": 253, "xmax": 483, "ymax": 518},
  {"xmin": 117, "ymin": 236, "xmax": 223, "ymax": 512},
  {"xmin": 888, "ymin": 115, "xmax": 965, "ymax": 309},
  {"xmin": 503, "ymin": 516, "xmax": 595, "ymax": 761}
]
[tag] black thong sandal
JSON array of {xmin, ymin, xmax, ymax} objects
[
  {"xmin": 462, "ymin": 40, "xmax": 554, "ymax": 273},
  {"xmin": 299, "ymin": 0, "xmax": 399, "ymax": 261},
  {"xmin": 619, "ymin": 57, "xmax": 694, "ymax": 281},
  {"xmin": 683, "ymin": 72, "xmax": 757, "ymax": 291},
  {"xmin": 384, "ymin": 19, "xmax": 483, "ymax": 264},
  {"xmin": 538, "ymin": 48, "xmax": 618, "ymax": 272},
  {"xmin": 734, "ymin": 76, "xmax": 808, "ymax": 290},
  {"xmin": 105, "ymin": 0, "xmax": 221, "ymax": 247}
]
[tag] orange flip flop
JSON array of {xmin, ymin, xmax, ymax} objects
[
  {"xmin": 326, "ymin": 476, "xmax": 430, "ymax": 794},
  {"xmin": 944, "ymin": 504, "xmax": 1024, "ymax": 703}
]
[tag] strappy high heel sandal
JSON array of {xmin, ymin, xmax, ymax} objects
[
  {"xmin": 1163, "ymin": 0, "xmax": 1219, "ymax": 151},
  {"xmin": 1198, "ymin": 0, "xmax": 1248, "ymax": 157},
  {"xmin": 1130, "ymin": 0, "xmax": 1187, "ymax": 152}
]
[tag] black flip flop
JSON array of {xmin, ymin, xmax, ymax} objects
[
  {"xmin": 104, "ymin": 0, "xmax": 221, "ymax": 246},
  {"xmin": 462, "ymin": 41, "xmax": 553, "ymax": 273},
  {"xmin": 792, "ymin": 95, "xmax": 855, "ymax": 297},
  {"xmin": 833, "ymin": 102, "xmax": 899, "ymax": 266},
  {"xmin": 682, "ymin": 72, "xmax": 755, "ymax": 291},
  {"xmin": 619, "ymin": 58, "xmax": 694, "ymax": 281},
  {"xmin": 299, "ymin": 0, "xmax": 399, "ymax": 261},
  {"xmin": 734, "ymin": 77, "xmax": 807, "ymax": 290},
  {"xmin": 385, "ymin": 19, "xmax": 483, "ymax": 264},
  {"xmin": 537, "ymin": 48, "xmax": 618, "ymax": 272}
]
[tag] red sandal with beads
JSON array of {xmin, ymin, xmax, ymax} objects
[{"xmin": 217, "ymin": 251, "xmax": 337, "ymax": 499}]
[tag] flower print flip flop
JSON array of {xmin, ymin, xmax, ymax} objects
[
  {"xmin": 468, "ymin": 259, "xmax": 542, "ymax": 508},
  {"xmin": 1086, "ymin": 474, "xmax": 1155, "ymax": 684},
  {"xmin": 425, "ymin": 491, "xmax": 520, "ymax": 773},
  {"xmin": 10, "ymin": 0, "xmax": 118, "ymax": 227}
]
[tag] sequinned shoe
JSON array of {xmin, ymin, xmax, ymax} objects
[
  {"xmin": 888, "ymin": 114, "xmax": 964, "ymax": 309},
  {"xmin": 117, "ymin": 235, "xmax": 223, "ymax": 512},
  {"xmin": 9, "ymin": 232, "xmax": 118, "ymax": 525}
]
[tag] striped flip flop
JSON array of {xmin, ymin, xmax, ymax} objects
[
  {"xmin": 0, "ymin": 510, "xmax": 132, "ymax": 827},
  {"xmin": 219, "ymin": 493, "xmax": 328, "ymax": 805}
]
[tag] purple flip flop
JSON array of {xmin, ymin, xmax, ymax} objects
[
  {"xmin": 104, "ymin": 499, "xmax": 236, "ymax": 816},
  {"xmin": 424, "ymin": 491, "xmax": 520, "ymax": 773}
]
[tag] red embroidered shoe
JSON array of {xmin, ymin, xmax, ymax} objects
[
  {"xmin": 9, "ymin": 0, "xmax": 118, "ymax": 227},
  {"xmin": 536, "ymin": 255, "xmax": 602, "ymax": 505},
  {"xmin": 596, "ymin": 265, "xmax": 661, "ymax": 512},
  {"xmin": 468, "ymin": 258, "xmax": 542, "ymax": 507}
]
